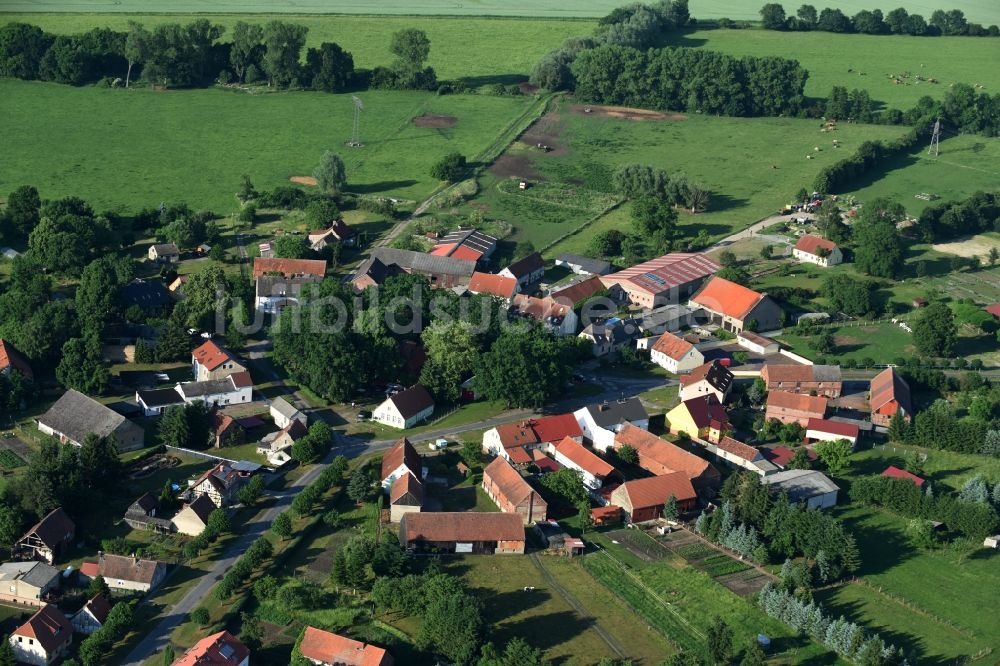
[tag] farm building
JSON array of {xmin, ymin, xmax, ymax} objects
[
  {"xmin": 574, "ymin": 398, "xmax": 648, "ymax": 452},
  {"xmin": 71, "ymin": 594, "xmax": 111, "ymax": 636},
  {"xmin": 550, "ymin": 436, "xmax": 617, "ymax": 490},
  {"xmin": 761, "ymin": 364, "xmax": 843, "ymax": 398},
  {"xmin": 766, "ymin": 391, "xmax": 829, "ymax": 426},
  {"xmin": 483, "ymin": 414, "xmax": 582, "ymax": 463},
  {"xmin": 88, "ymin": 552, "xmax": 166, "ymax": 593},
  {"xmin": 637, "ymin": 304, "xmax": 702, "ymax": 335},
  {"xmin": 555, "ymin": 253, "xmax": 612, "ymax": 276},
  {"xmin": 761, "ymin": 446, "xmax": 817, "ymax": 469},
  {"xmin": 590, "ymin": 505, "xmax": 622, "ymax": 527},
  {"xmin": 299, "ymin": 626, "xmax": 394, "ymax": 666},
  {"xmin": 37, "ymin": 390, "xmax": 145, "ymax": 451},
  {"xmin": 610, "ymin": 473, "xmax": 697, "ymax": 523},
  {"xmin": 600, "ymin": 252, "xmax": 720, "ymax": 309},
  {"xmin": 124, "ymin": 493, "xmax": 173, "ymax": 533},
  {"xmin": 468, "ymin": 271, "xmax": 519, "ymax": 300},
  {"xmin": 398, "ymin": 512, "xmax": 526, "ymax": 555},
  {"xmin": 380, "ymin": 438, "xmax": 424, "ymax": 490},
  {"xmin": 882, "ymin": 465, "xmax": 925, "ymax": 487},
  {"xmin": 482, "ymin": 456, "xmax": 547, "ymax": 524},
  {"xmin": 498, "ymin": 252, "xmax": 545, "ymax": 288},
  {"xmin": 763, "ymin": 469, "xmax": 839, "ymax": 509},
  {"xmin": 614, "ymin": 423, "xmax": 721, "ymax": 493},
  {"xmin": 869, "ymin": 367, "xmax": 912, "ymax": 428},
  {"xmin": 308, "ymin": 219, "xmax": 357, "ymax": 250},
  {"xmin": 678, "ymin": 360, "xmax": 734, "ymax": 404},
  {"xmin": 430, "ymin": 229, "xmax": 497, "ymax": 263},
  {"xmin": 171, "ymin": 494, "xmax": 217, "ymax": 537},
  {"xmin": 689, "ymin": 277, "xmax": 782, "ymax": 334},
  {"xmin": 254, "ymin": 274, "xmax": 322, "ymax": 316},
  {"xmin": 650, "ymin": 330, "xmax": 704, "ymax": 373},
  {"xmin": 509, "ymin": 294, "xmax": 577, "ymax": 336},
  {"xmin": 252, "ymin": 257, "xmax": 327, "ymax": 280},
  {"xmin": 389, "ymin": 472, "xmax": 424, "ymax": 523},
  {"xmin": 373, "ymin": 385, "xmax": 435, "ymax": 430},
  {"xmin": 0, "ymin": 339, "xmax": 33, "ymax": 379},
  {"xmin": 147, "ymin": 243, "xmax": 179, "ymax": 263},
  {"xmin": 805, "ymin": 418, "xmax": 859, "ymax": 447},
  {"xmin": 700, "ymin": 436, "xmax": 777, "ymax": 476},
  {"xmin": 173, "ymin": 631, "xmax": 249, "ymax": 666},
  {"xmin": 269, "ymin": 396, "xmax": 307, "ymax": 430},
  {"xmin": 792, "ymin": 234, "xmax": 843, "ymax": 267},
  {"xmin": 737, "ymin": 331, "xmax": 780, "ymax": 355},
  {"xmin": 549, "ymin": 275, "xmax": 606, "ymax": 305},
  {"xmin": 353, "ymin": 248, "xmax": 476, "ymax": 291},
  {"xmin": 11, "ymin": 508, "xmax": 75, "ymax": 566},
  {"xmin": 0, "ymin": 562, "xmax": 60, "ymax": 607}
]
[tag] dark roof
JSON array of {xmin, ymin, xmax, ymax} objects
[
  {"xmin": 184, "ymin": 494, "xmax": 217, "ymax": 524},
  {"xmin": 581, "ymin": 319, "xmax": 641, "ymax": 346},
  {"xmin": 357, "ymin": 247, "xmax": 476, "ymax": 283},
  {"xmin": 13, "ymin": 605, "xmax": 72, "ymax": 655},
  {"xmin": 97, "ymin": 552, "xmax": 165, "ymax": 585},
  {"xmin": 356, "ymin": 257, "xmax": 405, "ymax": 287},
  {"xmin": 21, "ymin": 508, "xmax": 75, "ymax": 550},
  {"xmin": 178, "ymin": 374, "xmax": 247, "ymax": 398},
  {"xmin": 39, "ymin": 389, "xmax": 139, "ymax": 444},
  {"xmin": 390, "ymin": 471, "xmax": 424, "ymax": 505},
  {"xmin": 381, "ymin": 438, "xmax": 422, "ymax": 481},
  {"xmin": 150, "ymin": 243, "xmax": 179, "ymax": 255},
  {"xmin": 583, "ymin": 398, "xmax": 648, "ymax": 429},
  {"xmin": 556, "ymin": 253, "xmax": 612, "ymax": 275},
  {"xmin": 127, "ymin": 493, "xmax": 158, "ymax": 516},
  {"xmin": 137, "ymin": 387, "xmax": 183, "ymax": 408},
  {"xmin": 503, "ymin": 252, "xmax": 544, "ymax": 279},
  {"xmin": 679, "ymin": 360, "xmax": 734, "ymax": 393},
  {"xmin": 120, "ymin": 279, "xmax": 171, "ymax": 309},
  {"xmin": 82, "ymin": 594, "xmax": 112, "ymax": 625},
  {"xmin": 387, "ymin": 384, "xmax": 434, "ymax": 419},
  {"xmin": 401, "ymin": 512, "xmax": 525, "ymax": 543}
]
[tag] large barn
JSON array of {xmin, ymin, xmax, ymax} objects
[{"xmin": 398, "ymin": 512, "xmax": 526, "ymax": 555}]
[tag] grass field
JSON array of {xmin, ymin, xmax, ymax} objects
[
  {"xmin": 0, "ymin": 80, "xmax": 538, "ymax": 213},
  {"xmin": 0, "ymin": 14, "xmax": 593, "ymax": 80},
  {"xmin": 4, "ymin": 0, "xmax": 1000, "ymax": 23},
  {"xmin": 664, "ymin": 28, "xmax": 1000, "ymax": 108},
  {"xmin": 466, "ymin": 106, "xmax": 904, "ymax": 251}
]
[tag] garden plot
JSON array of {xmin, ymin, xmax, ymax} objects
[{"xmin": 604, "ymin": 528, "xmax": 669, "ymax": 562}]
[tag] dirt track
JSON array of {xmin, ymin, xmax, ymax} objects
[
  {"xmin": 413, "ymin": 114, "xmax": 457, "ymax": 128},
  {"xmin": 569, "ymin": 104, "xmax": 687, "ymax": 121}
]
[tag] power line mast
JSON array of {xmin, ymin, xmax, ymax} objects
[
  {"xmin": 928, "ymin": 118, "xmax": 940, "ymax": 157},
  {"xmin": 348, "ymin": 95, "xmax": 364, "ymax": 147}
]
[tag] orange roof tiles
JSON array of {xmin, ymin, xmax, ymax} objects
[
  {"xmin": 690, "ymin": 276, "xmax": 767, "ymax": 320},
  {"xmin": 381, "ymin": 438, "xmax": 421, "ymax": 482},
  {"xmin": 794, "ymin": 234, "xmax": 838, "ymax": 255},
  {"xmin": 252, "ymin": 257, "xmax": 327, "ymax": 279},
  {"xmin": 651, "ymin": 331, "xmax": 695, "ymax": 361},
  {"xmin": 618, "ymin": 472, "xmax": 696, "ymax": 510},
  {"xmin": 553, "ymin": 436, "xmax": 615, "ymax": 477},
  {"xmin": 715, "ymin": 436, "xmax": 759, "ymax": 462},
  {"xmin": 390, "ymin": 472, "xmax": 423, "ymax": 505},
  {"xmin": 191, "ymin": 340, "xmax": 235, "ymax": 372},
  {"xmin": 484, "ymin": 456, "xmax": 541, "ymax": 507},
  {"xmin": 530, "ymin": 413, "xmax": 583, "ymax": 444},
  {"xmin": 549, "ymin": 275, "xmax": 605, "ymax": 305},
  {"xmin": 401, "ymin": 512, "xmax": 525, "ymax": 543},
  {"xmin": 299, "ymin": 626, "xmax": 392, "ymax": 666},
  {"xmin": 468, "ymin": 272, "xmax": 518, "ymax": 299},
  {"xmin": 173, "ymin": 630, "xmax": 250, "ymax": 666},
  {"xmin": 13, "ymin": 605, "xmax": 72, "ymax": 655},
  {"xmin": 869, "ymin": 367, "xmax": 911, "ymax": 415},
  {"xmin": 507, "ymin": 446, "xmax": 533, "ymax": 464},
  {"xmin": 493, "ymin": 423, "xmax": 541, "ymax": 448},
  {"xmin": 806, "ymin": 418, "xmax": 859, "ymax": 439},
  {"xmin": 0, "ymin": 339, "xmax": 32, "ymax": 378},
  {"xmin": 615, "ymin": 423, "xmax": 715, "ymax": 480},
  {"xmin": 767, "ymin": 390, "xmax": 828, "ymax": 416}
]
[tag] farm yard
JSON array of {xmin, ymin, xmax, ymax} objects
[{"xmin": 0, "ymin": 80, "xmax": 541, "ymax": 213}]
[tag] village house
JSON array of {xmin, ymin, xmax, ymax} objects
[
  {"xmin": 11, "ymin": 508, "xmax": 75, "ymax": 565},
  {"xmin": 192, "ymin": 340, "xmax": 247, "ymax": 382},
  {"xmin": 762, "ymin": 469, "xmax": 839, "ymax": 509},
  {"xmin": 678, "ymin": 360, "xmax": 734, "ymax": 404},
  {"xmin": 9, "ymin": 604, "xmax": 73, "ymax": 666},
  {"xmin": 399, "ymin": 512, "xmax": 526, "ymax": 555},
  {"xmin": 352, "ymin": 247, "xmax": 475, "ymax": 291},
  {"xmin": 482, "ymin": 457, "xmax": 548, "ymax": 524},
  {"xmin": 600, "ymin": 252, "xmax": 720, "ymax": 309},
  {"xmin": 590, "ymin": 505, "xmax": 623, "ymax": 527},
  {"xmin": 482, "ymin": 414, "xmax": 583, "ymax": 463},
  {"xmin": 610, "ymin": 473, "xmax": 698, "ymax": 523},
  {"xmin": 135, "ymin": 388, "xmax": 184, "ymax": 416},
  {"xmin": 792, "ymin": 234, "xmax": 843, "ymax": 267},
  {"xmin": 270, "ymin": 396, "xmax": 306, "ymax": 429},
  {"xmin": 467, "ymin": 271, "xmax": 519, "ymax": 301},
  {"xmin": 614, "ymin": 424, "xmax": 722, "ymax": 493},
  {"xmin": 498, "ymin": 252, "xmax": 545, "ymax": 289},
  {"xmin": 869, "ymin": 366, "xmax": 912, "ymax": 428},
  {"xmin": 389, "ymin": 472, "xmax": 423, "ymax": 523},
  {"xmin": 736, "ymin": 330, "xmax": 780, "ymax": 355},
  {"xmin": 254, "ymin": 274, "xmax": 322, "ymax": 316},
  {"xmin": 689, "ymin": 276, "xmax": 783, "ymax": 334},
  {"xmin": 191, "ymin": 461, "xmax": 243, "ymax": 508},
  {"xmin": 574, "ymin": 398, "xmax": 649, "ymax": 453},
  {"xmin": 665, "ymin": 396, "xmax": 730, "ymax": 441},
  {"xmin": 147, "ymin": 243, "xmax": 179, "ymax": 263},
  {"xmin": 509, "ymin": 294, "xmax": 578, "ymax": 336},
  {"xmin": 257, "ymin": 419, "xmax": 307, "ymax": 464},
  {"xmin": 550, "ymin": 436, "xmax": 617, "ymax": 490},
  {"xmin": 120, "ymin": 279, "xmax": 171, "ymax": 314},
  {"xmin": 211, "ymin": 412, "xmax": 244, "ymax": 449},
  {"xmin": 555, "ymin": 253, "xmax": 612, "ymax": 276},
  {"xmin": 578, "ymin": 317, "xmax": 640, "ymax": 356},
  {"xmin": 124, "ymin": 493, "xmax": 172, "ymax": 533},
  {"xmin": 308, "ymin": 218, "xmax": 357, "ymax": 250},
  {"xmin": 700, "ymin": 436, "xmax": 777, "ymax": 476},
  {"xmin": 252, "ymin": 257, "xmax": 327, "ymax": 280},
  {"xmin": 430, "ymin": 228, "xmax": 498, "ymax": 263},
  {"xmin": 549, "ymin": 275, "xmax": 606, "ymax": 311},
  {"xmin": 637, "ymin": 304, "xmax": 702, "ymax": 335},
  {"xmin": 882, "ymin": 465, "xmax": 925, "ymax": 487},
  {"xmin": 0, "ymin": 338, "xmax": 33, "ymax": 379},
  {"xmin": 766, "ymin": 390, "xmax": 829, "ymax": 426},
  {"xmin": 70, "ymin": 594, "xmax": 111, "ymax": 635},
  {"xmin": 380, "ymin": 438, "xmax": 424, "ymax": 490},
  {"xmin": 299, "ymin": 626, "xmax": 394, "ymax": 666},
  {"xmin": 172, "ymin": 630, "xmax": 249, "ymax": 666},
  {"xmin": 171, "ymin": 494, "xmax": 217, "ymax": 537},
  {"xmin": 89, "ymin": 552, "xmax": 167, "ymax": 593},
  {"xmin": 37, "ymin": 389, "xmax": 145, "ymax": 451},
  {"xmin": 650, "ymin": 330, "xmax": 705, "ymax": 373},
  {"xmin": 761, "ymin": 364, "xmax": 843, "ymax": 398},
  {"xmin": 0, "ymin": 562, "xmax": 60, "ymax": 607},
  {"xmin": 373, "ymin": 384, "xmax": 435, "ymax": 430},
  {"xmin": 761, "ymin": 446, "xmax": 818, "ymax": 469},
  {"xmin": 175, "ymin": 372, "xmax": 253, "ymax": 408},
  {"xmin": 805, "ymin": 418, "xmax": 860, "ymax": 447}
]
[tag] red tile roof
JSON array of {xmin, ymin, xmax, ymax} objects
[
  {"xmin": 869, "ymin": 367, "xmax": 911, "ymax": 415},
  {"xmin": 690, "ymin": 276, "xmax": 767, "ymax": 320},
  {"xmin": 82, "ymin": 594, "xmax": 112, "ymax": 625},
  {"xmin": 601, "ymin": 253, "xmax": 720, "ymax": 296},
  {"xmin": 806, "ymin": 418, "xmax": 859, "ymax": 439},
  {"xmin": 767, "ymin": 390, "xmax": 828, "ymax": 416},
  {"xmin": 591, "ymin": 505, "xmax": 622, "ymax": 520},
  {"xmin": 0, "ymin": 339, "xmax": 32, "ymax": 378},
  {"xmin": 986, "ymin": 304, "xmax": 1000, "ymax": 318},
  {"xmin": 450, "ymin": 245, "xmax": 483, "ymax": 262},
  {"xmin": 794, "ymin": 234, "xmax": 838, "ymax": 255},
  {"xmin": 299, "ymin": 626, "xmax": 392, "ymax": 666},
  {"xmin": 173, "ymin": 630, "xmax": 250, "ymax": 666},
  {"xmin": 468, "ymin": 272, "xmax": 517, "ymax": 299},
  {"xmin": 492, "ymin": 423, "xmax": 541, "ymax": 448},
  {"xmin": 715, "ymin": 436, "xmax": 759, "ymax": 462},
  {"xmin": 679, "ymin": 396, "xmax": 729, "ymax": 430},
  {"xmin": 429, "ymin": 243, "xmax": 456, "ymax": 257},
  {"xmin": 381, "ymin": 438, "xmax": 421, "ymax": 482},
  {"xmin": 549, "ymin": 275, "xmax": 605, "ymax": 305},
  {"xmin": 553, "ymin": 436, "xmax": 615, "ymax": 477},
  {"xmin": 229, "ymin": 371, "xmax": 253, "ymax": 388},
  {"xmin": 13, "ymin": 605, "xmax": 72, "ymax": 655},
  {"xmin": 762, "ymin": 364, "xmax": 842, "ymax": 386},
  {"xmin": 252, "ymin": 257, "xmax": 327, "ymax": 279},
  {"xmin": 531, "ymin": 449, "xmax": 562, "ymax": 473},
  {"xmin": 762, "ymin": 446, "xmax": 817, "ymax": 467},
  {"xmin": 507, "ymin": 446, "xmax": 533, "ymax": 465},
  {"xmin": 615, "ymin": 424, "xmax": 715, "ymax": 480},
  {"xmin": 882, "ymin": 465, "xmax": 925, "ymax": 487},
  {"xmin": 510, "ymin": 294, "xmax": 572, "ymax": 322},
  {"xmin": 390, "ymin": 471, "xmax": 423, "ymax": 505},
  {"xmin": 618, "ymin": 472, "xmax": 696, "ymax": 510},
  {"xmin": 401, "ymin": 512, "xmax": 525, "ymax": 543},
  {"xmin": 80, "ymin": 562, "xmax": 98, "ymax": 578},
  {"xmin": 192, "ymin": 340, "xmax": 236, "ymax": 372},
  {"xmin": 530, "ymin": 413, "xmax": 583, "ymax": 444},
  {"xmin": 484, "ymin": 456, "xmax": 541, "ymax": 507},
  {"xmin": 651, "ymin": 331, "xmax": 695, "ymax": 361}
]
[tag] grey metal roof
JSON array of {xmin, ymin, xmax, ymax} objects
[
  {"xmin": 39, "ymin": 390, "xmax": 136, "ymax": 444},
  {"xmin": 556, "ymin": 253, "xmax": 612, "ymax": 275},
  {"xmin": 639, "ymin": 304, "xmax": 699, "ymax": 330},
  {"xmin": 137, "ymin": 388, "xmax": 183, "ymax": 408},
  {"xmin": 763, "ymin": 469, "xmax": 839, "ymax": 502},
  {"xmin": 269, "ymin": 397, "xmax": 299, "ymax": 419},
  {"xmin": 121, "ymin": 280, "xmax": 171, "ymax": 309},
  {"xmin": 583, "ymin": 398, "xmax": 648, "ymax": 428},
  {"xmin": 438, "ymin": 229, "xmax": 497, "ymax": 256},
  {"xmin": 150, "ymin": 243, "xmax": 179, "ymax": 255},
  {"xmin": 374, "ymin": 247, "xmax": 476, "ymax": 277},
  {"xmin": 0, "ymin": 561, "xmax": 60, "ymax": 588},
  {"xmin": 503, "ymin": 252, "xmax": 544, "ymax": 279},
  {"xmin": 178, "ymin": 377, "xmax": 236, "ymax": 398},
  {"xmin": 812, "ymin": 365, "xmax": 843, "ymax": 382}
]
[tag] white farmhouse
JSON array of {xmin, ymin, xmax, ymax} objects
[
  {"xmin": 373, "ymin": 385, "xmax": 434, "ymax": 430},
  {"xmin": 10, "ymin": 605, "xmax": 73, "ymax": 666},
  {"xmin": 175, "ymin": 372, "xmax": 253, "ymax": 408},
  {"xmin": 792, "ymin": 235, "xmax": 843, "ymax": 267},
  {"xmin": 573, "ymin": 398, "xmax": 649, "ymax": 452},
  {"xmin": 650, "ymin": 331, "xmax": 704, "ymax": 374}
]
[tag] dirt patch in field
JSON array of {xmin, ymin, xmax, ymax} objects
[
  {"xmin": 833, "ymin": 334, "xmax": 860, "ymax": 347},
  {"xmin": 519, "ymin": 82, "xmax": 540, "ymax": 95},
  {"xmin": 413, "ymin": 114, "xmax": 457, "ymax": 128},
  {"xmin": 489, "ymin": 153, "xmax": 541, "ymax": 180},
  {"xmin": 715, "ymin": 570, "xmax": 773, "ymax": 597},
  {"xmin": 933, "ymin": 235, "xmax": 1000, "ymax": 258},
  {"xmin": 289, "ymin": 176, "xmax": 317, "ymax": 186},
  {"xmin": 520, "ymin": 111, "xmax": 568, "ymax": 157},
  {"xmin": 569, "ymin": 104, "xmax": 687, "ymax": 121}
]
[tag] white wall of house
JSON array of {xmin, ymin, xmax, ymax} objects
[
  {"xmin": 574, "ymin": 408, "xmax": 649, "ymax": 452},
  {"xmin": 390, "ymin": 503, "xmax": 421, "ymax": 523},
  {"xmin": 373, "ymin": 400, "xmax": 432, "ymax": 430},
  {"xmin": 805, "ymin": 429, "xmax": 857, "ymax": 447},
  {"xmin": 381, "ymin": 463, "xmax": 412, "ymax": 490},
  {"xmin": 10, "ymin": 634, "xmax": 62, "ymax": 666},
  {"xmin": 650, "ymin": 345, "xmax": 704, "ymax": 374},
  {"xmin": 481, "ymin": 428, "xmax": 505, "ymax": 456},
  {"xmin": 179, "ymin": 385, "xmax": 252, "ymax": 408},
  {"xmin": 679, "ymin": 380, "xmax": 727, "ymax": 404},
  {"xmin": 792, "ymin": 247, "xmax": 842, "ymax": 268},
  {"xmin": 551, "ymin": 450, "xmax": 603, "ymax": 489},
  {"xmin": 71, "ymin": 609, "xmax": 103, "ymax": 635},
  {"xmin": 104, "ymin": 574, "xmax": 159, "ymax": 593}
]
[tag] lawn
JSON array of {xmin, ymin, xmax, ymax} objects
[
  {"xmin": 466, "ymin": 107, "xmax": 905, "ymax": 252},
  {"xmin": 848, "ymin": 442, "xmax": 1000, "ymax": 492},
  {"xmin": 844, "ymin": 134, "xmax": 1000, "ymax": 216},
  {"xmin": 0, "ymin": 80, "xmax": 539, "ymax": 214},
  {"xmin": 0, "ymin": 14, "xmax": 593, "ymax": 80},
  {"xmin": 663, "ymin": 28, "xmax": 1000, "ymax": 108}
]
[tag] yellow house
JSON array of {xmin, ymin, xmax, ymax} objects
[{"xmin": 665, "ymin": 396, "xmax": 729, "ymax": 440}]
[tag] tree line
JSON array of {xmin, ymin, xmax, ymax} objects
[
  {"xmin": 0, "ymin": 20, "xmax": 437, "ymax": 92},
  {"xmin": 916, "ymin": 191, "xmax": 1000, "ymax": 243},
  {"xmin": 758, "ymin": 3, "xmax": 998, "ymax": 36}
]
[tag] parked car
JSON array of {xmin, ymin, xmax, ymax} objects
[
  {"xmin": 154, "ymin": 373, "xmax": 170, "ymax": 382},
  {"xmin": 356, "ymin": 410, "xmax": 371, "ymax": 422}
]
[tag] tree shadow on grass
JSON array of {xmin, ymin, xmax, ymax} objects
[
  {"xmin": 493, "ymin": 609, "xmax": 595, "ymax": 652},
  {"xmin": 703, "ymin": 193, "xmax": 750, "ymax": 214},
  {"xmin": 457, "ymin": 73, "xmax": 528, "ymax": 88},
  {"xmin": 349, "ymin": 180, "xmax": 419, "ymax": 194},
  {"xmin": 837, "ymin": 152, "xmax": 920, "ymax": 192}
]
